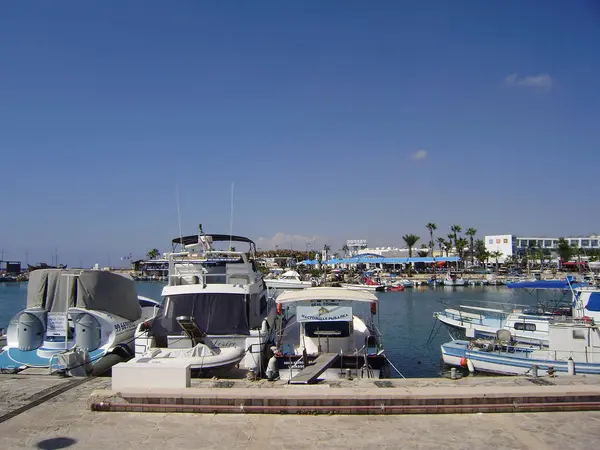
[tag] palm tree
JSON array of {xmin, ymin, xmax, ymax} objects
[
  {"xmin": 436, "ymin": 237, "xmax": 445, "ymax": 256},
  {"xmin": 341, "ymin": 244, "xmax": 349, "ymax": 257},
  {"xmin": 146, "ymin": 248, "xmax": 160, "ymax": 260},
  {"xmin": 474, "ymin": 239, "xmax": 487, "ymax": 266},
  {"xmin": 426, "ymin": 223, "xmax": 437, "ymax": 257},
  {"xmin": 450, "ymin": 225, "xmax": 462, "ymax": 248},
  {"xmin": 489, "ymin": 250, "xmax": 503, "ymax": 274},
  {"xmin": 465, "ymin": 228, "xmax": 477, "ymax": 267},
  {"xmin": 556, "ymin": 238, "xmax": 573, "ymax": 269},
  {"xmin": 402, "ymin": 234, "xmax": 420, "ymax": 276},
  {"xmin": 323, "ymin": 244, "xmax": 331, "ymax": 260},
  {"xmin": 455, "ymin": 238, "xmax": 468, "ymax": 260},
  {"xmin": 446, "ymin": 234, "xmax": 455, "ymax": 254}
]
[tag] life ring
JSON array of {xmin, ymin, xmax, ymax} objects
[
  {"xmin": 276, "ymin": 303, "xmax": 283, "ymax": 315},
  {"xmin": 460, "ymin": 357, "xmax": 468, "ymax": 367}
]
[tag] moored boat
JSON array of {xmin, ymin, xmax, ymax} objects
[
  {"xmin": 0, "ymin": 269, "xmax": 159, "ymax": 375},
  {"xmin": 265, "ymin": 270, "xmax": 314, "ymax": 290},
  {"xmin": 442, "ymin": 317, "xmax": 600, "ymax": 375},
  {"xmin": 273, "ymin": 287, "xmax": 392, "ymax": 381},
  {"xmin": 130, "ymin": 232, "xmax": 277, "ymax": 376}
]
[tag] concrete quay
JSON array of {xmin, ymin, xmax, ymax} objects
[
  {"xmin": 92, "ymin": 373, "xmax": 600, "ymax": 415},
  {"xmin": 1, "ymin": 374, "xmax": 600, "ymax": 449}
]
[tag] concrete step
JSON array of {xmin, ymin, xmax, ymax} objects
[{"xmin": 89, "ymin": 384, "xmax": 600, "ymax": 414}]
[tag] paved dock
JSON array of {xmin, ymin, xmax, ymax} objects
[{"xmin": 1, "ymin": 374, "xmax": 600, "ymax": 448}]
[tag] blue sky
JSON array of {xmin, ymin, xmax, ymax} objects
[{"xmin": 1, "ymin": 1, "xmax": 599, "ymax": 266}]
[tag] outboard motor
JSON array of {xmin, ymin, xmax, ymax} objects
[
  {"xmin": 73, "ymin": 314, "xmax": 101, "ymax": 351},
  {"xmin": 17, "ymin": 313, "xmax": 45, "ymax": 351}
]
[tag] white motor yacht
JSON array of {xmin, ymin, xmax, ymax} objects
[
  {"xmin": 131, "ymin": 232, "xmax": 276, "ymax": 376},
  {"xmin": 273, "ymin": 287, "xmax": 392, "ymax": 382},
  {"xmin": 265, "ymin": 270, "xmax": 314, "ymax": 290}
]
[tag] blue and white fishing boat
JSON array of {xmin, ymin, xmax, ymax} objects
[
  {"xmin": 441, "ymin": 316, "xmax": 600, "ymax": 375},
  {"xmin": 0, "ymin": 269, "xmax": 160, "ymax": 376},
  {"xmin": 434, "ymin": 277, "xmax": 591, "ymax": 347}
]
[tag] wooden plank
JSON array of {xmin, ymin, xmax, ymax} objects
[{"xmin": 289, "ymin": 353, "xmax": 339, "ymax": 385}]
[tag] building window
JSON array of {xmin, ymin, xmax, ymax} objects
[
  {"xmin": 537, "ymin": 240, "xmax": 543, "ymax": 247},
  {"xmin": 570, "ymin": 239, "xmax": 579, "ymax": 247},
  {"xmin": 514, "ymin": 322, "xmax": 536, "ymax": 331},
  {"xmin": 573, "ymin": 329, "xmax": 586, "ymax": 340},
  {"xmin": 544, "ymin": 240, "xmax": 552, "ymax": 247},
  {"xmin": 581, "ymin": 240, "xmax": 590, "ymax": 247},
  {"xmin": 553, "ymin": 240, "xmax": 559, "ymax": 247},
  {"xmin": 592, "ymin": 240, "xmax": 599, "ymax": 248}
]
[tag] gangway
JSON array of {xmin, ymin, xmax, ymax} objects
[{"xmin": 288, "ymin": 353, "xmax": 340, "ymax": 384}]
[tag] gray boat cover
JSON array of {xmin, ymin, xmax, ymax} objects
[{"xmin": 26, "ymin": 269, "xmax": 142, "ymax": 321}]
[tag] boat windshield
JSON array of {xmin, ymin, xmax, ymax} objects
[
  {"xmin": 153, "ymin": 293, "xmax": 250, "ymax": 336},
  {"xmin": 304, "ymin": 321, "xmax": 351, "ymax": 338}
]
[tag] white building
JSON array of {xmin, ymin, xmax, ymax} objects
[{"xmin": 484, "ymin": 235, "xmax": 517, "ymax": 263}]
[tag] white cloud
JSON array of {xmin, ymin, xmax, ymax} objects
[
  {"xmin": 256, "ymin": 232, "xmax": 329, "ymax": 250},
  {"xmin": 504, "ymin": 72, "xmax": 552, "ymax": 89},
  {"xmin": 412, "ymin": 149, "xmax": 428, "ymax": 160}
]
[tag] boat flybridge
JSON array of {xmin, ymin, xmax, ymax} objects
[
  {"xmin": 132, "ymin": 232, "xmax": 276, "ymax": 376},
  {"xmin": 274, "ymin": 287, "xmax": 392, "ymax": 383},
  {"xmin": 0, "ymin": 269, "xmax": 160, "ymax": 376}
]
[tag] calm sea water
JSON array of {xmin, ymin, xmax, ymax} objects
[{"xmin": 0, "ymin": 281, "xmax": 553, "ymax": 378}]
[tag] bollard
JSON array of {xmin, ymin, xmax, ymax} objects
[
  {"xmin": 450, "ymin": 368, "xmax": 457, "ymax": 380},
  {"xmin": 568, "ymin": 357, "xmax": 575, "ymax": 375},
  {"xmin": 531, "ymin": 365, "xmax": 538, "ymax": 377},
  {"xmin": 345, "ymin": 368, "xmax": 352, "ymax": 380}
]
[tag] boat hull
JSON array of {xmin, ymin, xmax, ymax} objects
[{"xmin": 442, "ymin": 340, "xmax": 600, "ymax": 375}]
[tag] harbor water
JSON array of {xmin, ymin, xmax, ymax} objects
[{"xmin": 0, "ymin": 281, "xmax": 554, "ymax": 378}]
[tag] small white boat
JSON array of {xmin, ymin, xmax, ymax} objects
[
  {"xmin": 273, "ymin": 287, "xmax": 392, "ymax": 381},
  {"xmin": 131, "ymin": 232, "xmax": 276, "ymax": 376},
  {"xmin": 339, "ymin": 282, "xmax": 385, "ymax": 292},
  {"xmin": 0, "ymin": 269, "xmax": 159, "ymax": 376},
  {"xmin": 435, "ymin": 278, "xmax": 595, "ymax": 347},
  {"xmin": 443, "ymin": 272, "xmax": 466, "ymax": 286},
  {"xmin": 265, "ymin": 270, "xmax": 314, "ymax": 290},
  {"xmin": 442, "ymin": 317, "xmax": 600, "ymax": 375}
]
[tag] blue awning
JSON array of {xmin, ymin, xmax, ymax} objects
[
  {"xmin": 585, "ymin": 292, "xmax": 600, "ymax": 312},
  {"xmin": 506, "ymin": 279, "xmax": 590, "ymax": 290}
]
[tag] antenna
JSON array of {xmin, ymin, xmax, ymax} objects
[
  {"xmin": 176, "ymin": 184, "xmax": 184, "ymax": 250},
  {"xmin": 229, "ymin": 182, "xmax": 234, "ymax": 251}
]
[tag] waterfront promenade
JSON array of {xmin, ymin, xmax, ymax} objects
[{"xmin": 1, "ymin": 373, "xmax": 600, "ymax": 449}]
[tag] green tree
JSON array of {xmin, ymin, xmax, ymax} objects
[
  {"xmin": 436, "ymin": 237, "xmax": 446, "ymax": 256},
  {"xmin": 426, "ymin": 223, "xmax": 437, "ymax": 257},
  {"xmin": 146, "ymin": 248, "xmax": 160, "ymax": 260},
  {"xmin": 446, "ymin": 234, "xmax": 455, "ymax": 254},
  {"xmin": 489, "ymin": 250, "xmax": 503, "ymax": 273},
  {"xmin": 450, "ymin": 225, "xmax": 462, "ymax": 248},
  {"xmin": 402, "ymin": 234, "xmax": 420, "ymax": 276},
  {"xmin": 341, "ymin": 244, "xmax": 349, "ymax": 256},
  {"xmin": 465, "ymin": 228, "xmax": 477, "ymax": 266},
  {"xmin": 455, "ymin": 238, "xmax": 468, "ymax": 261},
  {"xmin": 474, "ymin": 239, "xmax": 487, "ymax": 264},
  {"xmin": 557, "ymin": 237, "xmax": 573, "ymax": 267}
]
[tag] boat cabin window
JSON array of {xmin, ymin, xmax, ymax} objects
[
  {"xmin": 304, "ymin": 321, "xmax": 351, "ymax": 338},
  {"xmin": 514, "ymin": 322, "xmax": 536, "ymax": 332},
  {"xmin": 154, "ymin": 293, "xmax": 250, "ymax": 337},
  {"xmin": 573, "ymin": 329, "xmax": 586, "ymax": 340}
]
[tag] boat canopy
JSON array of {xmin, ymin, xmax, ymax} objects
[
  {"xmin": 172, "ymin": 234, "xmax": 256, "ymax": 246},
  {"xmin": 584, "ymin": 291, "xmax": 600, "ymax": 312},
  {"xmin": 276, "ymin": 287, "xmax": 378, "ymax": 304},
  {"xmin": 26, "ymin": 269, "xmax": 142, "ymax": 321}
]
